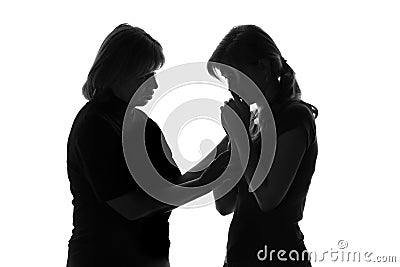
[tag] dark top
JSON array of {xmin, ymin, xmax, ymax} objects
[
  {"xmin": 66, "ymin": 95, "xmax": 181, "ymax": 266},
  {"xmin": 226, "ymin": 99, "xmax": 318, "ymax": 264}
]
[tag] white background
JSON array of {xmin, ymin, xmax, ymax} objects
[{"xmin": 1, "ymin": 0, "xmax": 399, "ymax": 266}]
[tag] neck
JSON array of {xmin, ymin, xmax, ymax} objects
[
  {"xmin": 256, "ymin": 95, "xmax": 290, "ymax": 117},
  {"xmin": 113, "ymin": 92, "xmax": 130, "ymax": 104},
  {"xmin": 93, "ymin": 91, "xmax": 128, "ymax": 107},
  {"xmin": 255, "ymin": 95, "xmax": 276, "ymax": 111}
]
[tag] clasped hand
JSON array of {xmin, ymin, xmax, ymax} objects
[{"xmin": 220, "ymin": 93, "xmax": 251, "ymax": 141}]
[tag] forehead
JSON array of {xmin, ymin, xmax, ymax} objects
[
  {"xmin": 217, "ymin": 61, "xmax": 243, "ymax": 78},
  {"xmin": 219, "ymin": 62, "xmax": 262, "ymax": 80}
]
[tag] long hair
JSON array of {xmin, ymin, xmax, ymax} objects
[
  {"xmin": 207, "ymin": 25, "xmax": 318, "ymax": 119},
  {"xmin": 82, "ymin": 24, "xmax": 165, "ymax": 101}
]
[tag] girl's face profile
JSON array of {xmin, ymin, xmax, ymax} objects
[
  {"xmin": 236, "ymin": 59, "xmax": 279, "ymax": 103},
  {"xmin": 219, "ymin": 62, "xmax": 253, "ymax": 103},
  {"xmin": 222, "ymin": 59, "xmax": 272, "ymax": 104}
]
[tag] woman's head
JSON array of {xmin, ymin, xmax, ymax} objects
[
  {"xmin": 82, "ymin": 24, "xmax": 164, "ymax": 105},
  {"xmin": 207, "ymin": 25, "xmax": 301, "ymax": 107}
]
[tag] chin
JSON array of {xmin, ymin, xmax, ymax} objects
[
  {"xmin": 130, "ymin": 95, "xmax": 151, "ymax": 107},
  {"xmin": 135, "ymin": 100, "xmax": 149, "ymax": 107},
  {"xmin": 130, "ymin": 101, "xmax": 145, "ymax": 107}
]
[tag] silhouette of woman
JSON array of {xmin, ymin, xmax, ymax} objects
[
  {"xmin": 66, "ymin": 24, "xmax": 230, "ymax": 267},
  {"xmin": 208, "ymin": 25, "xmax": 319, "ymax": 266}
]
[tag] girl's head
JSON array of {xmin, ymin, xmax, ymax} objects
[
  {"xmin": 82, "ymin": 24, "xmax": 164, "ymax": 106},
  {"xmin": 207, "ymin": 25, "xmax": 301, "ymax": 107}
]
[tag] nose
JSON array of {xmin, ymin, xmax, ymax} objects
[
  {"xmin": 150, "ymin": 76, "xmax": 158, "ymax": 90},
  {"xmin": 153, "ymin": 80, "xmax": 158, "ymax": 90}
]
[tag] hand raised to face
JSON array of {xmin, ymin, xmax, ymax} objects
[
  {"xmin": 230, "ymin": 91, "xmax": 251, "ymax": 129},
  {"xmin": 221, "ymin": 93, "xmax": 251, "ymax": 140}
]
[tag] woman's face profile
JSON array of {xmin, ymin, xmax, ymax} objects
[
  {"xmin": 127, "ymin": 71, "xmax": 158, "ymax": 107},
  {"xmin": 111, "ymin": 70, "xmax": 159, "ymax": 106}
]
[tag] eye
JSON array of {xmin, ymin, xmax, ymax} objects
[
  {"xmin": 223, "ymin": 74, "xmax": 235, "ymax": 83},
  {"xmin": 141, "ymin": 72, "xmax": 155, "ymax": 81}
]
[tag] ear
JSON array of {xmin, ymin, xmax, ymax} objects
[
  {"xmin": 259, "ymin": 57, "xmax": 281, "ymax": 77},
  {"xmin": 258, "ymin": 57, "xmax": 270, "ymax": 68},
  {"xmin": 257, "ymin": 57, "xmax": 273, "ymax": 72}
]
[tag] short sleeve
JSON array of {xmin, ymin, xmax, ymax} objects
[
  {"xmin": 74, "ymin": 113, "xmax": 136, "ymax": 202},
  {"xmin": 277, "ymin": 103, "xmax": 315, "ymax": 148},
  {"xmin": 144, "ymin": 118, "xmax": 182, "ymax": 184}
]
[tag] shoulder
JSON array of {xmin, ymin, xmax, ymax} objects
[
  {"xmin": 275, "ymin": 100, "xmax": 316, "ymax": 146},
  {"xmin": 283, "ymin": 101, "xmax": 314, "ymax": 121},
  {"xmin": 70, "ymin": 102, "xmax": 115, "ymax": 139},
  {"xmin": 278, "ymin": 101, "xmax": 315, "ymax": 130},
  {"xmin": 123, "ymin": 108, "xmax": 162, "ymax": 144},
  {"xmin": 125, "ymin": 108, "xmax": 160, "ymax": 131},
  {"xmin": 67, "ymin": 104, "xmax": 120, "ymax": 156}
]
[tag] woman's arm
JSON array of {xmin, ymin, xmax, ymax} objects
[
  {"xmin": 213, "ymin": 185, "xmax": 238, "ymax": 216},
  {"xmin": 174, "ymin": 135, "xmax": 229, "ymax": 184},
  {"xmin": 108, "ymin": 129, "xmax": 230, "ymax": 221},
  {"xmin": 105, "ymin": 106, "xmax": 233, "ymax": 221},
  {"xmin": 107, "ymin": 149, "xmax": 231, "ymax": 221}
]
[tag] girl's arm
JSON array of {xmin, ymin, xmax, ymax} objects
[
  {"xmin": 222, "ymin": 98, "xmax": 309, "ymax": 213},
  {"xmin": 212, "ymin": 141, "xmax": 242, "ymax": 216},
  {"xmin": 232, "ymin": 127, "xmax": 307, "ymax": 212}
]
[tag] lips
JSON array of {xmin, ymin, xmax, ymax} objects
[
  {"xmin": 143, "ymin": 94, "xmax": 153, "ymax": 99},
  {"xmin": 143, "ymin": 89, "xmax": 154, "ymax": 96},
  {"xmin": 140, "ymin": 87, "xmax": 155, "ymax": 101}
]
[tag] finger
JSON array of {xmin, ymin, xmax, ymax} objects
[
  {"xmin": 215, "ymin": 150, "xmax": 230, "ymax": 161},
  {"xmin": 221, "ymin": 106, "xmax": 231, "ymax": 124},
  {"xmin": 235, "ymin": 98, "xmax": 250, "ymax": 115},
  {"xmin": 227, "ymin": 98, "xmax": 250, "ymax": 121},
  {"xmin": 231, "ymin": 91, "xmax": 242, "ymax": 103},
  {"xmin": 226, "ymin": 99, "xmax": 239, "ymax": 112},
  {"xmin": 220, "ymin": 117, "xmax": 229, "ymax": 135},
  {"xmin": 225, "ymin": 103, "xmax": 240, "ymax": 119},
  {"xmin": 239, "ymin": 99, "xmax": 250, "ymax": 112},
  {"xmin": 223, "ymin": 99, "xmax": 234, "ymax": 107},
  {"xmin": 231, "ymin": 93, "xmax": 250, "ymax": 115},
  {"xmin": 214, "ymin": 156, "xmax": 230, "ymax": 170}
]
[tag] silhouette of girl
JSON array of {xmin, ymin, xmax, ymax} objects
[{"xmin": 208, "ymin": 25, "xmax": 318, "ymax": 267}]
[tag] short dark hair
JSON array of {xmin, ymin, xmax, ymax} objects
[{"xmin": 82, "ymin": 24, "xmax": 165, "ymax": 100}]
